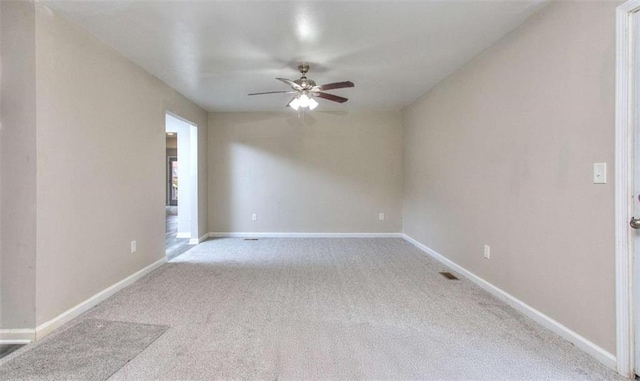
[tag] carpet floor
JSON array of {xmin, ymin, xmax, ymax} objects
[
  {"xmin": 0, "ymin": 319, "xmax": 168, "ymax": 380},
  {"xmin": 0, "ymin": 238, "xmax": 624, "ymax": 380}
]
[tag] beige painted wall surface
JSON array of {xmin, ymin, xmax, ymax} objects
[
  {"xmin": 0, "ymin": 0, "xmax": 3, "ymax": 330},
  {"xmin": 209, "ymin": 111, "xmax": 403, "ymax": 233},
  {"xmin": 403, "ymin": 1, "xmax": 618, "ymax": 353},
  {"xmin": 1, "ymin": 0, "xmax": 37, "ymax": 330},
  {"xmin": 34, "ymin": 4, "xmax": 207, "ymax": 325}
]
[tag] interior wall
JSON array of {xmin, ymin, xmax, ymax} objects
[
  {"xmin": 0, "ymin": 0, "xmax": 37, "ymax": 330},
  {"xmin": 403, "ymin": 1, "xmax": 618, "ymax": 353},
  {"xmin": 0, "ymin": 0, "xmax": 3, "ymax": 331},
  {"xmin": 34, "ymin": 3, "xmax": 208, "ymax": 326},
  {"xmin": 208, "ymin": 111, "xmax": 403, "ymax": 234}
]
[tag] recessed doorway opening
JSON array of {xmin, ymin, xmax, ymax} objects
[{"xmin": 165, "ymin": 113, "xmax": 198, "ymax": 260}]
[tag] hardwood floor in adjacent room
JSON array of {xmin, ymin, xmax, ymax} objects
[
  {"xmin": 165, "ymin": 213, "xmax": 191, "ymax": 261},
  {"xmin": 0, "ymin": 345, "xmax": 24, "ymax": 360}
]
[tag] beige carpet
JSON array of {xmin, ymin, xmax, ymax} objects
[
  {"xmin": 1, "ymin": 238, "xmax": 624, "ymax": 380},
  {"xmin": 0, "ymin": 319, "xmax": 168, "ymax": 380}
]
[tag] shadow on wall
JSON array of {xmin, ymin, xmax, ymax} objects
[{"xmin": 208, "ymin": 111, "xmax": 404, "ymax": 233}]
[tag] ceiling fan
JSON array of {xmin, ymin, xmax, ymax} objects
[{"xmin": 248, "ymin": 64, "xmax": 354, "ymax": 110}]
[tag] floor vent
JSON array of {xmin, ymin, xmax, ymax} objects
[
  {"xmin": 244, "ymin": 238, "xmax": 259, "ymax": 241},
  {"xmin": 439, "ymin": 271, "xmax": 459, "ymax": 280}
]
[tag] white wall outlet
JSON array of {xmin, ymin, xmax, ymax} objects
[
  {"xmin": 252, "ymin": 213, "xmax": 258, "ymax": 221},
  {"xmin": 593, "ymin": 163, "xmax": 606, "ymax": 184},
  {"xmin": 379, "ymin": 212, "xmax": 385, "ymax": 221},
  {"xmin": 484, "ymin": 244, "xmax": 490, "ymax": 259},
  {"xmin": 131, "ymin": 240, "xmax": 137, "ymax": 253}
]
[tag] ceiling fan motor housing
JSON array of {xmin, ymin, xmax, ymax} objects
[
  {"xmin": 295, "ymin": 64, "xmax": 315, "ymax": 89},
  {"xmin": 294, "ymin": 78, "xmax": 316, "ymax": 89}
]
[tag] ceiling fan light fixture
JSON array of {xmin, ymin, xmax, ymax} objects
[
  {"xmin": 298, "ymin": 93, "xmax": 310, "ymax": 108},
  {"xmin": 308, "ymin": 98, "xmax": 318, "ymax": 110},
  {"xmin": 289, "ymin": 97, "xmax": 301, "ymax": 110}
]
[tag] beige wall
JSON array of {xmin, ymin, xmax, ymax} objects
[
  {"xmin": 0, "ymin": 0, "xmax": 3, "ymax": 330},
  {"xmin": 34, "ymin": 4, "xmax": 208, "ymax": 326},
  {"xmin": 209, "ymin": 111, "xmax": 403, "ymax": 233},
  {"xmin": 403, "ymin": 1, "xmax": 618, "ymax": 353},
  {"xmin": 1, "ymin": 0, "xmax": 37, "ymax": 330}
]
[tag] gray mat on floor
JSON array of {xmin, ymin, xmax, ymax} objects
[{"xmin": 0, "ymin": 318, "xmax": 168, "ymax": 381}]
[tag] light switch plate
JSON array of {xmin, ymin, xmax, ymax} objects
[{"xmin": 593, "ymin": 163, "xmax": 606, "ymax": 184}]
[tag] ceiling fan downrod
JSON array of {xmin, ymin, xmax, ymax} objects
[{"xmin": 298, "ymin": 64, "xmax": 310, "ymax": 76}]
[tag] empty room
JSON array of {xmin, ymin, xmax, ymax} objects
[{"xmin": 1, "ymin": 0, "xmax": 639, "ymax": 379}]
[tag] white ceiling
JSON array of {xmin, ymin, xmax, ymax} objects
[{"xmin": 44, "ymin": 1, "xmax": 547, "ymax": 112}]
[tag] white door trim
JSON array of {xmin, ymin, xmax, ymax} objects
[
  {"xmin": 165, "ymin": 111, "xmax": 200, "ymax": 245},
  {"xmin": 616, "ymin": 1, "xmax": 640, "ymax": 377}
]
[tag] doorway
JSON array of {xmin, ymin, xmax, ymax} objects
[{"xmin": 165, "ymin": 113, "xmax": 199, "ymax": 260}]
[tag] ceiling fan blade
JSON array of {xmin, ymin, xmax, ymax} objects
[
  {"xmin": 315, "ymin": 92, "xmax": 348, "ymax": 103},
  {"xmin": 248, "ymin": 90, "xmax": 296, "ymax": 96},
  {"xmin": 319, "ymin": 81, "xmax": 354, "ymax": 91},
  {"xmin": 276, "ymin": 78, "xmax": 303, "ymax": 91}
]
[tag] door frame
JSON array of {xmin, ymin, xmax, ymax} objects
[
  {"xmin": 616, "ymin": 1, "xmax": 640, "ymax": 378},
  {"xmin": 165, "ymin": 111, "xmax": 200, "ymax": 245}
]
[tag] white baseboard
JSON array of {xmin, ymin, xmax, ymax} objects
[
  {"xmin": 176, "ymin": 232, "xmax": 191, "ymax": 239},
  {"xmin": 34, "ymin": 257, "xmax": 166, "ymax": 340},
  {"xmin": 209, "ymin": 232, "xmax": 402, "ymax": 238},
  {"xmin": 189, "ymin": 232, "xmax": 209, "ymax": 245},
  {"xmin": 402, "ymin": 233, "xmax": 617, "ymax": 371},
  {"xmin": 0, "ymin": 328, "xmax": 36, "ymax": 344}
]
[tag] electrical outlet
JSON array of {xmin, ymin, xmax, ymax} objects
[
  {"xmin": 131, "ymin": 240, "xmax": 137, "ymax": 253},
  {"xmin": 252, "ymin": 213, "xmax": 258, "ymax": 221},
  {"xmin": 484, "ymin": 245, "xmax": 490, "ymax": 259},
  {"xmin": 379, "ymin": 212, "xmax": 385, "ymax": 221}
]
